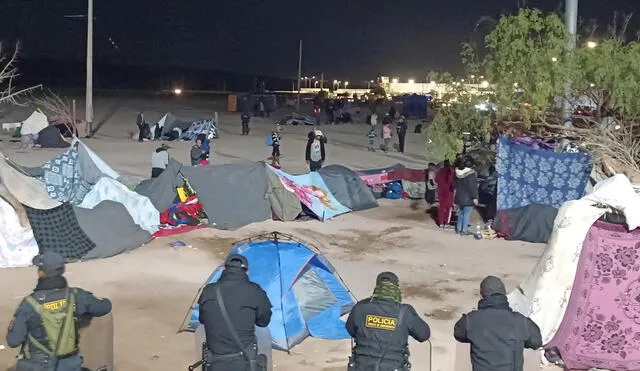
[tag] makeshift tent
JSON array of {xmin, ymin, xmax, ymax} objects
[
  {"xmin": 35, "ymin": 125, "xmax": 70, "ymax": 148},
  {"xmin": 25, "ymin": 203, "xmax": 96, "ymax": 260},
  {"xmin": 181, "ymin": 162, "xmax": 272, "ymax": 229},
  {"xmin": 19, "ymin": 110, "xmax": 49, "ymax": 136},
  {"xmin": 135, "ymin": 159, "xmax": 184, "ymax": 213},
  {"xmin": 182, "ymin": 232, "xmax": 355, "ymax": 351},
  {"xmin": 545, "ymin": 220, "xmax": 640, "ymax": 370},
  {"xmin": 78, "ymin": 177, "xmax": 159, "ymax": 234},
  {"xmin": 493, "ymin": 204, "xmax": 558, "ymax": 243},
  {"xmin": 268, "ymin": 166, "xmax": 351, "ymax": 220},
  {"xmin": 318, "ymin": 165, "xmax": 378, "ymax": 211},
  {"xmin": 74, "ymin": 201, "xmax": 151, "ymax": 260},
  {"xmin": 265, "ymin": 165, "xmax": 302, "ymax": 221},
  {"xmin": 496, "ymin": 135, "xmax": 592, "ymax": 211},
  {"xmin": 401, "ymin": 94, "xmax": 428, "ymax": 118},
  {"xmin": 509, "ymin": 175, "xmax": 640, "ymax": 348},
  {"xmin": 157, "ymin": 112, "xmax": 192, "ymax": 136},
  {"xmin": 0, "ymin": 154, "xmax": 60, "ymax": 210},
  {"xmin": 181, "ymin": 119, "xmax": 218, "ymax": 140},
  {"xmin": 0, "ymin": 197, "xmax": 38, "ymax": 268}
]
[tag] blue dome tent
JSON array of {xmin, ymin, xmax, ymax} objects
[{"xmin": 180, "ymin": 232, "xmax": 356, "ymax": 351}]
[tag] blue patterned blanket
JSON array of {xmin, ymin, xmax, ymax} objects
[{"xmin": 496, "ymin": 136, "xmax": 592, "ymax": 210}]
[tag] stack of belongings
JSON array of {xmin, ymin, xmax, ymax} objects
[
  {"xmin": 0, "ymin": 141, "xmax": 157, "ymax": 264},
  {"xmin": 2, "ymin": 109, "xmax": 70, "ymax": 150},
  {"xmin": 493, "ymin": 135, "xmax": 593, "ymax": 243},
  {"xmin": 181, "ymin": 116, "xmax": 218, "ymax": 140},
  {"xmin": 508, "ymin": 175, "xmax": 640, "ymax": 371},
  {"xmin": 357, "ymin": 164, "xmax": 427, "ymax": 199},
  {"xmin": 280, "ymin": 114, "xmax": 316, "ymax": 126},
  {"xmin": 151, "ymin": 112, "xmax": 193, "ymax": 141}
]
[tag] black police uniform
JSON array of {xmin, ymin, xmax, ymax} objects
[
  {"xmin": 198, "ymin": 255, "xmax": 272, "ymax": 371},
  {"xmin": 6, "ymin": 253, "xmax": 112, "ymax": 371}
]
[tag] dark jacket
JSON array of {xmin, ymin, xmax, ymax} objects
[
  {"xmin": 305, "ymin": 138, "xmax": 326, "ymax": 162},
  {"xmin": 346, "ymin": 298, "xmax": 430, "ymax": 370},
  {"xmin": 190, "ymin": 145, "xmax": 204, "ymax": 166},
  {"xmin": 455, "ymin": 168, "xmax": 479, "ymax": 206},
  {"xmin": 396, "ymin": 120, "xmax": 407, "ymax": 136},
  {"xmin": 6, "ymin": 276, "xmax": 112, "ymax": 353},
  {"xmin": 198, "ymin": 268, "xmax": 272, "ymax": 369},
  {"xmin": 454, "ymin": 294, "xmax": 542, "ymax": 371}
]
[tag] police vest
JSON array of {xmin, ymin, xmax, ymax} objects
[
  {"xmin": 22, "ymin": 289, "xmax": 78, "ymax": 359},
  {"xmin": 353, "ymin": 303, "xmax": 409, "ymax": 365}
]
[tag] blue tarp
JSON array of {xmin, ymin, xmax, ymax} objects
[{"xmin": 185, "ymin": 236, "xmax": 355, "ymax": 351}]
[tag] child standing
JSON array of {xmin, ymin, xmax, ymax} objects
[
  {"xmin": 382, "ymin": 121, "xmax": 392, "ymax": 152},
  {"xmin": 270, "ymin": 126, "xmax": 281, "ymax": 166},
  {"xmin": 241, "ymin": 112, "xmax": 251, "ymax": 135},
  {"xmin": 366, "ymin": 129, "xmax": 376, "ymax": 151}
]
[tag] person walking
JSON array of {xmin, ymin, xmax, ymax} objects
[
  {"xmin": 241, "ymin": 112, "xmax": 251, "ymax": 135},
  {"xmin": 396, "ymin": 115, "xmax": 408, "ymax": 153},
  {"xmin": 6, "ymin": 252, "xmax": 112, "ymax": 371},
  {"xmin": 198, "ymin": 254, "xmax": 272, "ymax": 371},
  {"xmin": 382, "ymin": 121, "xmax": 393, "ymax": 152},
  {"xmin": 435, "ymin": 160, "xmax": 456, "ymax": 228},
  {"xmin": 454, "ymin": 158, "xmax": 479, "ymax": 235},
  {"xmin": 454, "ymin": 276, "xmax": 542, "ymax": 371},
  {"xmin": 346, "ymin": 272, "xmax": 430, "ymax": 371},
  {"xmin": 305, "ymin": 130, "xmax": 326, "ymax": 171}
]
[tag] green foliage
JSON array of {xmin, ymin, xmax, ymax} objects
[{"xmin": 370, "ymin": 85, "xmax": 387, "ymax": 98}]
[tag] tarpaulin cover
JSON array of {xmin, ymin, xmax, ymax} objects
[
  {"xmin": 493, "ymin": 204, "xmax": 558, "ymax": 243},
  {"xmin": 0, "ymin": 154, "xmax": 60, "ymax": 210},
  {"xmin": 20, "ymin": 110, "xmax": 49, "ymax": 136},
  {"xmin": 35, "ymin": 125, "xmax": 70, "ymax": 148},
  {"xmin": 496, "ymin": 135, "xmax": 592, "ymax": 210},
  {"xmin": 74, "ymin": 201, "xmax": 151, "ymax": 260},
  {"xmin": 268, "ymin": 166, "xmax": 350, "ymax": 220},
  {"xmin": 546, "ymin": 221, "xmax": 640, "ymax": 370},
  {"xmin": 79, "ymin": 177, "xmax": 159, "ymax": 234},
  {"xmin": 0, "ymin": 197, "xmax": 38, "ymax": 268},
  {"xmin": 135, "ymin": 159, "xmax": 184, "ymax": 213},
  {"xmin": 318, "ymin": 165, "xmax": 378, "ymax": 211},
  {"xmin": 185, "ymin": 238, "xmax": 355, "ymax": 351},
  {"xmin": 265, "ymin": 166, "xmax": 302, "ymax": 221},
  {"xmin": 25, "ymin": 203, "xmax": 95, "ymax": 260},
  {"xmin": 357, "ymin": 163, "xmax": 405, "ymax": 175},
  {"xmin": 181, "ymin": 119, "xmax": 217, "ymax": 140},
  {"xmin": 181, "ymin": 162, "xmax": 272, "ymax": 229}
]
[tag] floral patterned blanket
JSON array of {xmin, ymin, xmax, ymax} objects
[
  {"xmin": 546, "ymin": 221, "xmax": 640, "ymax": 370},
  {"xmin": 496, "ymin": 135, "xmax": 592, "ymax": 211}
]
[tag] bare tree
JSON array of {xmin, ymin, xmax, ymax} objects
[
  {"xmin": 30, "ymin": 90, "xmax": 77, "ymax": 137},
  {"xmin": 0, "ymin": 42, "xmax": 41, "ymax": 106}
]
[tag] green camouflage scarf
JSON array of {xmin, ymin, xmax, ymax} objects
[{"xmin": 371, "ymin": 282, "xmax": 401, "ymax": 303}]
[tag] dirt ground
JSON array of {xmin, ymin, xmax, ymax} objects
[{"xmin": 0, "ymin": 94, "xmax": 553, "ymax": 370}]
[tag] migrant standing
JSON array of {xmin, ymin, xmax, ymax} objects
[
  {"xmin": 241, "ymin": 112, "xmax": 251, "ymax": 135},
  {"xmin": 6, "ymin": 252, "xmax": 112, "ymax": 371},
  {"xmin": 151, "ymin": 144, "xmax": 170, "ymax": 178},
  {"xmin": 305, "ymin": 130, "xmax": 326, "ymax": 172},
  {"xmin": 480, "ymin": 166, "xmax": 498, "ymax": 223},
  {"xmin": 396, "ymin": 115, "xmax": 408, "ymax": 153},
  {"xmin": 382, "ymin": 121, "xmax": 393, "ymax": 152},
  {"xmin": 454, "ymin": 276, "xmax": 542, "ymax": 371},
  {"xmin": 346, "ymin": 272, "xmax": 430, "ymax": 371},
  {"xmin": 270, "ymin": 125, "xmax": 281, "ymax": 166},
  {"xmin": 454, "ymin": 158, "xmax": 479, "ymax": 235},
  {"xmin": 425, "ymin": 163, "xmax": 437, "ymax": 205},
  {"xmin": 435, "ymin": 160, "xmax": 455, "ymax": 228},
  {"xmin": 198, "ymin": 255, "xmax": 272, "ymax": 371},
  {"xmin": 259, "ymin": 100, "xmax": 266, "ymax": 117},
  {"xmin": 136, "ymin": 112, "xmax": 150, "ymax": 142},
  {"xmin": 388, "ymin": 104, "xmax": 396, "ymax": 119},
  {"xmin": 366, "ymin": 128, "xmax": 376, "ymax": 152}
]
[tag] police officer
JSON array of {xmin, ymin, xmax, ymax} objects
[
  {"xmin": 198, "ymin": 254, "xmax": 272, "ymax": 371},
  {"xmin": 6, "ymin": 252, "xmax": 112, "ymax": 371},
  {"xmin": 346, "ymin": 272, "xmax": 430, "ymax": 371}
]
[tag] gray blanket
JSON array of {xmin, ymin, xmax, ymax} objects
[
  {"xmin": 319, "ymin": 165, "xmax": 378, "ymax": 211},
  {"xmin": 135, "ymin": 158, "xmax": 183, "ymax": 212},
  {"xmin": 75, "ymin": 201, "xmax": 151, "ymax": 260},
  {"xmin": 181, "ymin": 162, "xmax": 272, "ymax": 229}
]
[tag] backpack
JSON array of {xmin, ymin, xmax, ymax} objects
[
  {"xmin": 265, "ymin": 136, "xmax": 274, "ymax": 146},
  {"xmin": 23, "ymin": 289, "xmax": 77, "ymax": 358}
]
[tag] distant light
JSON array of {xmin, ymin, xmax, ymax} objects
[
  {"xmin": 587, "ymin": 41, "xmax": 598, "ymax": 49},
  {"xmin": 479, "ymin": 75, "xmax": 484, "ymax": 79},
  {"xmin": 312, "ymin": 76, "xmax": 316, "ymax": 79},
  {"xmin": 480, "ymin": 80, "xmax": 490, "ymax": 88},
  {"xmin": 470, "ymin": 75, "xmax": 475, "ymax": 79},
  {"xmin": 551, "ymin": 57, "xmax": 558, "ymax": 62},
  {"xmin": 370, "ymin": 80, "xmax": 374, "ymax": 83},
  {"xmin": 333, "ymin": 80, "xmax": 338, "ymax": 83},
  {"xmin": 460, "ymin": 79, "xmax": 465, "ymax": 82},
  {"xmin": 173, "ymin": 88, "xmax": 182, "ymax": 95},
  {"xmin": 408, "ymin": 79, "xmax": 415, "ymax": 84},
  {"xmin": 590, "ymin": 83, "xmax": 595, "ymax": 87},
  {"xmin": 392, "ymin": 78, "xmax": 399, "ymax": 83},
  {"xmin": 345, "ymin": 81, "xmax": 349, "ymax": 86},
  {"xmin": 513, "ymin": 82, "xmax": 519, "ymax": 87}
]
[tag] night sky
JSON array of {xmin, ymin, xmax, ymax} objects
[{"xmin": 0, "ymin": 0, "xmax": 638, "ymax": 84}]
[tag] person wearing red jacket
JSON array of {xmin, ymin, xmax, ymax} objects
[{"xmin": 435, "ymin": 160, "xmax": 455, "ymax": 228}]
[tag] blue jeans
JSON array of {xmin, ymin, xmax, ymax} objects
[{"xmin": 457, "ymin": 205, "xmax": 473, "ymax": 233}]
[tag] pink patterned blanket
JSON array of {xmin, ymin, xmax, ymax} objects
[{"xmin": 546, "ymin": 221, "xmax": 640, "ymax": 370}]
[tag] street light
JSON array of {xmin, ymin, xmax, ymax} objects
[
  {"xmin": 408, "ymin": 79, "xmax": 415, "ymax": 84},
  {"xmin": 587, "ymin": 41, "xmax": 598, "ymax": 49},
  {"xmin": 344, "ymin": 81, "xmax": 349, "ymax": 88},
  {"xmin": 551, "ymin": 57, "xmax": 558, "ymax": 62},
  {"xmin": 392, "ymin": 78, "xmax": 399, "ymax": 83},
  {"xmin": 480, "ymin": 80, "xmax": 490, "ymax": 89}
]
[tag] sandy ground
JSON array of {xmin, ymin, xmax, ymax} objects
[{"xmin": 0, "ymin": 95, "xmax": 554, "ymax": 370}]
